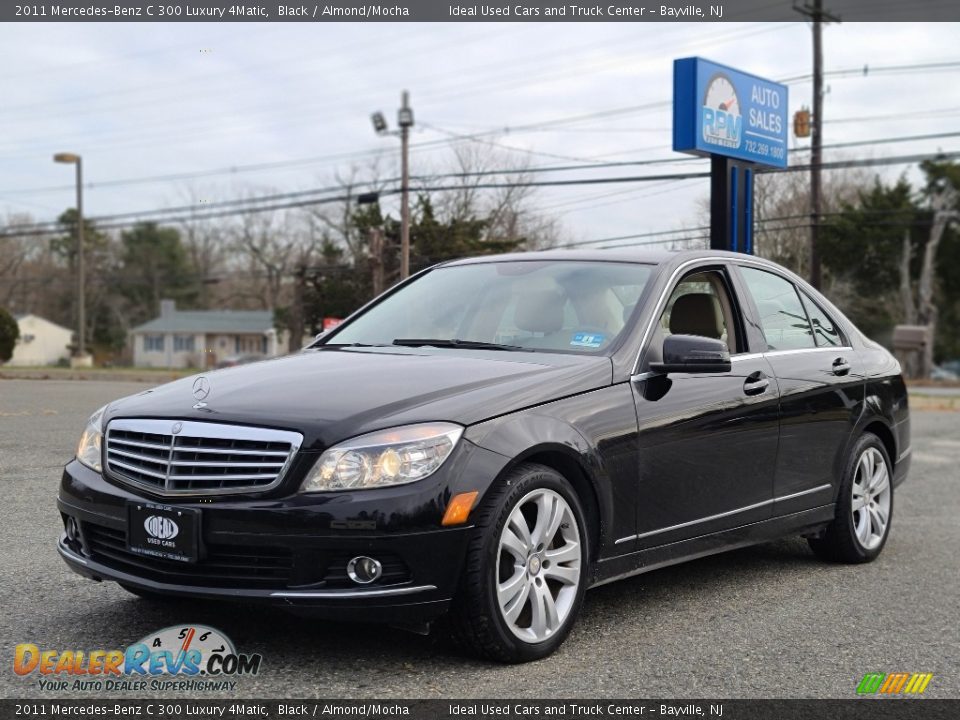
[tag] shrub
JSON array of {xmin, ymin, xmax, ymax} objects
[{"xmin": 0, "ymin": 307, "xmax": 19, "ymax": 363}]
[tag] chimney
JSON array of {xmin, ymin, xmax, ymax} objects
[{"xmin": 160, "ymin": 299, "xmax": 176, "ymax": 318}]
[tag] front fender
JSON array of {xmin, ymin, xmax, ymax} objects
[{"xmin": 464, "ymin": 385, "xmax": 640, "ymax": 560}]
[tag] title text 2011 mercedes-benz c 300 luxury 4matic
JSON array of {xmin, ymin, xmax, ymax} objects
[{"xmin": 58, "ymin": 250, "xmax": 910, "ymax": 662}]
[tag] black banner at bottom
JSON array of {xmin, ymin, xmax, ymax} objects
[{"xmin": 1, "ymin": 700, "xmax": 957, "ymax": 720}]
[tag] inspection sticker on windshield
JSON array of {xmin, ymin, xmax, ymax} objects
[{"xmin": 570, "ymin": 332, "xmax": 605, "ymax": 348}]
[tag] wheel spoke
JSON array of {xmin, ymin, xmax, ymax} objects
[
  {"xmin": 869, "ymin": 505, "xmax": 887, "ymax": 534},
  {"xmin": 502, "ymin": 580, "xmax": 531, "ymax": 624},
  {"xmin": 508, "ymin": 510, "xmax": 533, "ymax": 550},
  {"xmin": 856, "ymin": 509, "xmax": 870, "ymax": 543},
  {"xmin": 498, "ymin": 569, "xmax": 526, "ymax": 607},
  {"xmin": 851, "ymin": 494, "xmax": 867, "ymax": 512},
  {"xmin": 529, "ymin": 582, "xmax": 559, "ymax": 638},
  {"xmin": 544, "ymin": 540, "xmax": 580, "ymax": 565},
  {"xmin": 501, "ymin": 526, "xmax": 529, "ymax": 561},
  {"xmin": 540, "ymin": 584, "xmax": 560, "ymax": 633},
  {"xmin": 543, "ymin": 562, "xmax": 579, "ymax": 586},
  {"xmin": 870, "ymin": 468, "xmax": 889, "ymax": 495},
  {"xmin": 531, "ymin": 493, "xmax": 563, "ymax": 548}
]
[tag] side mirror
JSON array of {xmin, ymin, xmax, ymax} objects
[{"xmin": 649, "ymin": 334, "xmax": 732, "ymax": 374}]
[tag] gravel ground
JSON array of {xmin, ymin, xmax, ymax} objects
[{"xmin": 1, "ymin": 379, "xmax": 957, "ymax": 699}]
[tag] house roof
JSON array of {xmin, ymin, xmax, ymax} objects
[
  {"xmin": 14, "ymin": 313, "xmax": 73, "ymax": 333},
  {"xmin": 131, "ymin": 310, "xmax": 274, "ymax": 335}
]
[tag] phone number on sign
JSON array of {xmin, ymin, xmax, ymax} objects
[{"xmin": 744, "ymin": 139, "xmax": 786, "ymax": 161}]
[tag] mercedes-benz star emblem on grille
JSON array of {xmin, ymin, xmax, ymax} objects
[
  {"xmin": 171, "ymin": 422, "xmax": 183, "ymax": 435},
  {"xmin": 192, "ymin": 376, "xmax": 211, "ymax": 402},
  {"xmin": 144, "ymin": 515, "xmax": 179, "ymax": 540}
]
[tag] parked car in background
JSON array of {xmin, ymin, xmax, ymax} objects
[
  {"xmin": 57, "ymin": 249, "xmax": 910, "ymax": 662},
  {"xmin": 933, "ymin": 361, "xmax": 960, "ymax": 381}
]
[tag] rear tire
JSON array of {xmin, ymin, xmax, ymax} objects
[
  {"xmin": 446, "ymin": 463, "xmax": 589, "ymax": 663},
  {"xmin": 808, "ymin": 432, "xmax": 894, "ymax": 563}
]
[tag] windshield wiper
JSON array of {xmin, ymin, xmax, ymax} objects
[
  {"xmin": 392, "ymin": 338, "xmax": 526, "ymax": 351},
  {"xmin": 313, "ymin": 342, "xmax": 391, "ymax": 349}
]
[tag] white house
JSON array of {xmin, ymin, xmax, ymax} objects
[
  {"xmin": 6, "ymin": 314, "xmax": 73, "ymax": 366},
  {"xmin": 130, "ymin": 300, "xmax": 283, "ymax": 369}
]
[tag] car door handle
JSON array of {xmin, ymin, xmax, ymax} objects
[
  {"xmin": 832, "ymin": 357, "xmax": 851, "ymax": 376},
  {"xmin": 743, "ymin": 372, "xmax": 770, "ymax": 396}
]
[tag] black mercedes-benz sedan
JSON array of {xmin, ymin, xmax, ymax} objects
[{"xmin": 58, "ymin": 249, "xmax": 910, "ymax": 662}]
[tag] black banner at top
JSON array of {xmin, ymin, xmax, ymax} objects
[
  {"xmin": 0, "ymin": 700, "xmax": 958, "ymax": 720},
  {"xmin": 4, "ymin": 0, "xmax": 960, "ymax": 22}
]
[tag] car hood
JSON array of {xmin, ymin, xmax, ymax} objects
[{"xmin": 105, "ymin": 347, "xmax": 612, "ymax": 451}]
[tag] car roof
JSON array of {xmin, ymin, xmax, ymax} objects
[{"xmin": 440, "ymin": 247, "xmax": 781, "ymax": 269}]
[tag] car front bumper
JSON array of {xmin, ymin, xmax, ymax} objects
[{"xmin": 57, "ymin": 460, "xmax": 477, "ymax": 623}]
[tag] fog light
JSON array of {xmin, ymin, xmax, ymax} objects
[
  {"xmin": 65, "ymin": 516, "xmax": 80, "ymax": 543},
  {"xmin": 346, "ymin": 556, "xmax": 382, "ymax": 584}
]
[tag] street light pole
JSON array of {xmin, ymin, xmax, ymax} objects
[
  {"xmin": 399, "ymin": 91, "xmax": 412, "ymax": 281},
  {"xmin": 371, "ymin": 91, "xmax": 414, "ymax": 280},
  {"xmin": 54, "ymin": 152, "xmax": 86, "ymax": 358}
]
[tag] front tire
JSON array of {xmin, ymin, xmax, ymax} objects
[
  {"xmin": 808, "ymin": 432, "xmax": 894, "ymax": 563},
  {"xmin": 446, "ymin": 463, "xmax": 589, "ymax": 663}
]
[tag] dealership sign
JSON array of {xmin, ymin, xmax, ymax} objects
[{"xmin": 673, "ymin": 57, "xmax": 788, "ymax": 168}]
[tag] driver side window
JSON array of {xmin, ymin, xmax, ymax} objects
[{"xmin": 657, "ymin": 270, "xmax": 741, "ymax": 354}]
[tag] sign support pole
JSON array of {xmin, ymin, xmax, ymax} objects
[{"xmin": 709, "ymin": 157, "xmax": 756, "ymax": 254}]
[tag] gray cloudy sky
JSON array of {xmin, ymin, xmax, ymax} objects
[{"xmin": 1, "ymin": 21, "xmax": 959, "ymax": 247}]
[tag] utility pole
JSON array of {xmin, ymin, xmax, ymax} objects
[
  {"xmin": 398, "ymin": 91, "xmax": 413, "ymax": 280},
  {"xmin": 371, "ymin": 91, "xmax": 414, "ymax": 280},
  {"xmin": 53, "ymin": 152, "xmax": 87, "ymax": 359},
  {"xmin": 796, "ymin": 0, "xmax": 840, "ymax": 289}
]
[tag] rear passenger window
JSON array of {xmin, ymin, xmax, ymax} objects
[
  {"xmin": 739, "ymin": 267, "xmax": 815, "ymax": 351},
  {"xmin": 799, "ymin": 291, "xmax": 844, "ymax": 347}
]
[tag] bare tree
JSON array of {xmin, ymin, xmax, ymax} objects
[
  {"xmin": 434, "ymin": 141, "xmax": 560, "ymax": 249},
  {"xmin": 900, "ymin": 185, "xmax": 959, "ymax": 377},
  {"xmin": 0, "ymin": 213, "xmax": 39, "ymax": 309},
  {"xmin": 174, "ymin": 186, "xmax": 231, "ymax": 308},
  {"xmin": 752, "ymin": 163, "xmax": 869, "ymax": 276}
]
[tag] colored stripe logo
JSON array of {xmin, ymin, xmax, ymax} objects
[{"xmin": 857, "ymin": 672, "xmax": 933, "ymax": 695}]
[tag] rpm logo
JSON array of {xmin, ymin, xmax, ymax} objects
[
  {"xmin": 144, "ymin": 515, "xmax": 179, "ymax": 540},
  {"xmin": 701, "ymin": 73, "xmax": 742, "ymax": 149}
]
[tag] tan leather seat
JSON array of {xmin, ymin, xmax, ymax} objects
[
  {"xmin": 514, "ymin": 289, "xmax": 564, "ymax": 334},
  {"xmin": 669, "ymin": 293, "xmax": 724, "ymax": 339}
]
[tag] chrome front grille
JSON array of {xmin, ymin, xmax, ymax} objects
[{"xmin": 105, "ymin": 419, "xmax": 302, "ymax": 495}]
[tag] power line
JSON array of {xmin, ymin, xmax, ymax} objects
[
  {"xmin": 5, "ymin": 149, "xmax": 958, "ymax": 238},
  {"xmin": 8, "ymin": 123, "xmax": 960, "ymax": 199},
  {"xmin": 779, "ymin": 59, "xmax": 960, "ymax": 84}
]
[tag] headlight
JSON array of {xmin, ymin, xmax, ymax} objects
[
  {"xmin": 76, "ymin": 405, "xmax": 107, "ymax": 472},
  {"xmin": 301, "ymin": 422, "xmax": 464, "ymax": 492}
]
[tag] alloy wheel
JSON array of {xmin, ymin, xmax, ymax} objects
[
  {"xmin": 851, "ymin": 446, "xmax": 891, "ymax": 550},
  {"xmin": 496, "ymin": 488, "xmax": 582, "ymax": 643}
]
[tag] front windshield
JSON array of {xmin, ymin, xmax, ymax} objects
[{"xmin": 326, "ymin": 260, "xmax": 654, "ymax": 354}]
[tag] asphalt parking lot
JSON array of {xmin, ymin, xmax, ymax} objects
[{"xmin": 1, "ymin": 378, "xmax": 957, "ymax": 699}]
